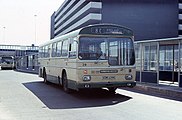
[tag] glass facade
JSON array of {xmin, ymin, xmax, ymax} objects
[
  {"xmin": 135, "ymin": 42, "xmax": 181, "ymax": 72},
  {"xmin": 135, "ymin": 43, "xmax": 157, "ymax": 71},
  {"xmin": 159, "ymin": 45, "xmax": 179, "ymax": 71},
  {"xmin": 135, "ymin": 43, "xmax": 141, "ymax": 70},
  {"xmin": 143, "ymin": 43, "xmax": 157, "ymax": 71},
  {"xmin": 135, "ymin": 38, "xmax": 182, "ymax": 87}
]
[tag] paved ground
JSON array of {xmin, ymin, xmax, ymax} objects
[
  {"xmin": 0, "ymin": 70, "xmax": 182, "ymax": 120},
  {"xmin": 124, "ymin": 82, "xmax": 182, "ymax": 101}
]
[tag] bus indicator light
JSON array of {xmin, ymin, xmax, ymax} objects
[{"xmin": 83, "ymin": 70, "xmax": 88, "ymax": 74}]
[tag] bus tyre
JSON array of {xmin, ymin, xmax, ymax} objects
[
  {"xmin": 108, "ymin": 87, "xmax": 117, "ymax": 94},
  {"xmin": 43, "ymin": 71, "xmax": 48, "ymax": 84},
  {"xmin": 62, "ymin": 72, "xmax": 71, "ymax": 93}
]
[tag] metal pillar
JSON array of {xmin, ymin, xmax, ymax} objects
[
  {"xmin": 140, "ymin": 43, "xmax": 143, "ymax": 83},
  {"xmin": 156, "ymin": 42, "xmax": 160, "ymax": 84},
  {"xmin": 178, "ymin": 40, "xmax": 181, "ymax": 87}
]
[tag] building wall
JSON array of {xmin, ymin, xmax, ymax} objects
[
  {"xmin": 102, "ymin": 0, "xmax": 178, "ymax": 41},
  {"xmin": 51, "ymin": 0, "xmax": 178, "ymax": 41},
  {"xmin": 179, "ymin": 0, "xmax": 182, "ymax": 36},
  {"xmin": 51, "ymin": 0, "xmax": 102, "ymax": 39},
  {"xmin": 50, "ymin": 12, "xmax": 56, "ymax": 39}
]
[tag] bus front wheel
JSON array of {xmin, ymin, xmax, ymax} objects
[{"xmin": 62, "ymin": 72, "xmax": 71, "ymax": 93}]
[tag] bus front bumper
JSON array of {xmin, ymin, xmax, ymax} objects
[{"xmin": 76, "ymin": 81, "xmax": 136, "ymax": 89}]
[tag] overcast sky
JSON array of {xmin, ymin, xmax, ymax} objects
[{"xmin": 0, "ymin": 0, "xmax": 64, "ymax": 46}]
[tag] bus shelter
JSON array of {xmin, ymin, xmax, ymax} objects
[{"xmin": 135, "ymin": 37, "xmax": 182, "ymax": 87}]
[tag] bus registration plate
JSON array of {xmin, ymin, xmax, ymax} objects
[{"xmin": 102, "ymin": 76, "xmax": 115, "ymax": 80}]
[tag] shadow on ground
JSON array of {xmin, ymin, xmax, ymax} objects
[{"xmin": 23, "ymin": 81, "xmax": 132, "ymax": 109}]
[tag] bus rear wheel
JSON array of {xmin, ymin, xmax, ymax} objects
[
  {"xmin": 108, "ymin": 87, "xmax": 117, "ymax": 94},
  {"xmin": 43, "ymin": 70, "xmax": 48, "ymax": 84},
  {"xmin": 62, "ymin": 72, "xmax": 71, "ymax": 93}
]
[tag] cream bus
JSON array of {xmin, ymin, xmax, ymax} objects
[{"xmin": 38, "ymin": 24, "xmax": 136, "ymax": 93}]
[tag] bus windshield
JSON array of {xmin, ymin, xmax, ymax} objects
[{"xmin": 78, "ymin": 37, "xmax": 135, "ymax": 66}]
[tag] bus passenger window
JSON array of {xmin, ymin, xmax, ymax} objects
[
  {"xmin": 57, "ymin": 41, "xmax": 62, "ymax": 57},
  {"xmin": 47, "ymin": 45, "xmax": 51, "ymax": 58},
  {"xmin": 39, "ymin": 47, "xmax": 43, "ymax": 58},
  {"xmin": 45, "ymin": 46, "xmax": 49, "ymax": 58},
  {"xmin": 61, "ymin": 40, "xmax": 68, "ymax": 57},
  {"xmin": 69, "ymin": 41, "xmax": 77, "ymax": 58},
  {"xmin": 42, "ymin": 47, "xmax": 45, "ymax": 58},
  {"xmin": 52, "ymin": 43, "xmax": 57, "ymax": 57}
]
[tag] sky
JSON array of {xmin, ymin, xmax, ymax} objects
[{"xmin": 0, "ymin": 0, "xmax": 65, "ymax": 46}]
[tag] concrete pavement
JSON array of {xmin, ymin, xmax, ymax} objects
[{"xmin": 123, "ymin": 82, "xmax": 182, "ymax": 101}]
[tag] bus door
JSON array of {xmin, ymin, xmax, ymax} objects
[{"xmin": 68, "ymin": 39, "xmax": 78, "ymax": 76}]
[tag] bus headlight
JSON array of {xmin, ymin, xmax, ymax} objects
[
  {"xmin": 125, "ymin": 74, "xmax": 133, "ymax": 80},
  {"xmin": 83, "ymin": 75, "xmax": 91, "ymax": 81}
]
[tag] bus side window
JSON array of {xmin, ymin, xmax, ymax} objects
[
  {"xmin": 61, "ymin": 39, "xmax": 69, "ymax": 57},
  {"xmin": 69, "ymin": 41, "xmax": 77, "ymax": 58},
  {"xmin": 39, "ymin": 47, "xmax": 43, "ymax": 58},
  {"xmin": 44, "ymin": 45, "xmax": 51, "ymax": 58},
  {"xmin": 52, "ymin": 42, "xmax": 57, "ymax": 57},
  {"xmin": 57, "ymin": 41, "xmax": 62, "ymax": 57},
  {"xmin": 48, "ymin": 45, "xmax": 51, "ymax": 57},
  {"xmin": 45, "ymin": 46, "xmax": 48, "ymax": 58},
  {"xmin": 42, "ymin": 47, "xmax": 45, "ymax": 58}
]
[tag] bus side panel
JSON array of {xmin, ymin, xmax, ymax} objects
[
  {"xmin": 65, "ymin": 59, "xmax": 78, "ymax": 90},
  {"xmin": 39, "ymin": 58, "xmax": 50, "ymax": 78},
  {"xmin": 55, "ymin": 58, "xmax": 64, "ymax": 85},
  {"xmin": 47, "ymin": 58, "xmax": 58, "ymax": 83}
]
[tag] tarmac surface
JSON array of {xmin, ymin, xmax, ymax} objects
[{"xmin": 0, "ymin": 70, "xmax": 182, "ymax": 120}]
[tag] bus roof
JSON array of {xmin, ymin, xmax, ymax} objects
[{"xmin": 39, "ymin": 24, "xmax": 133, "ymax": 47}]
